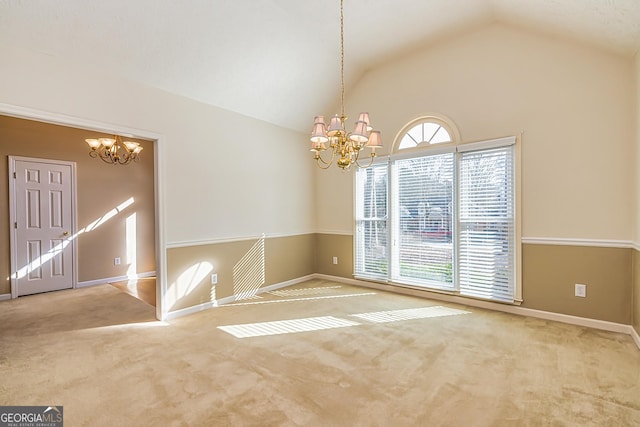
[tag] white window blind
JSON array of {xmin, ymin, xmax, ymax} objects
[
  {"xmin": 458, "ymin": 147, "xmax": 515, "ymax": 302},
  {"xmin": 354, "ymin": 126, "xmax": 518, "ymax": 304},
  {"xmin": 355, "ymin": 163, "xmax": 388, "ymax": 279},
  {"xmin": 392, "ymin": 153, "xmax": 455, "ymax": 289}
]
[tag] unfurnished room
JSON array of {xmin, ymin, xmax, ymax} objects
[{"xmin": 0, "ymin": 1, "xmax": 639, "ymax": 426}]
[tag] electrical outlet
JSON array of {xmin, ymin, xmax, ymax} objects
[
  {"xmin": 332, "ymin": 256, "xmax": 338, "ymax": 265},
  {"xmin": 114, "ymin": 257, "xmax": 121, "ymax": 266},
  {"xmin": 211, "ymin": 274, "xmax": 218, "ymax": 285},
  {"xmin": 575, "ymin": 283, "xmax": 586, "ymax": 298}
]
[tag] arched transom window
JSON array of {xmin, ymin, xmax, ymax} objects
[
  {"xmin": 398, "ymin": 121, "xmax": 452, "ymax": 149},
  {"xmin": 394, "ymin": 116, "xmax": 459, "ymax": 152}
]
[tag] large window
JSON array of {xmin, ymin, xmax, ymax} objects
[{"xmin": 355, "ymin": 118, "xmax": 519, "ymax": 303}]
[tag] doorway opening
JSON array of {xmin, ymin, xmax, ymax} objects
[{"xmin": 0, "ymin": 108, "xmax": 165, "ymax": 319}]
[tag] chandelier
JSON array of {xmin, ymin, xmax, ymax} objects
[
  {"xmin": 85, "ymin": 135, "xmax": 143, "ymax": 165},
  {"xmin": 309, "ymin": 0, "xmax": 382, "ymax": 170}
]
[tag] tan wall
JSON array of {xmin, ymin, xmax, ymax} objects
[
  {"xmin": 0, "ymin": 115, "xmax": 155, "ymax": 294},
  {"xmin": 166, "ymin": 234, "xmax": 315, "ymax": 312},
  {"xmin": 522, "ymin": 244, "xmax": 632, "ymax": 324},
  {"xmin": 315, "ymin": 232, "xmax": 633, "ymax": 324},
  {"xmin": 315, "ymin": 233, "xmax": 353, "ymax": 278}
]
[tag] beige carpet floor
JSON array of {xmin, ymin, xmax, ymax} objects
[{"xmin": 0, "ymin": 279, "xmax": 639, "ymax": 426}]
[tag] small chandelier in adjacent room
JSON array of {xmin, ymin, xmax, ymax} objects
[
  {"xmin": 309, "ymin": 0, "xmax": 382, "ymax": 170},
  {"xmin": 85, "ymin": 135, "xmax": 143, "ymax": 165}
]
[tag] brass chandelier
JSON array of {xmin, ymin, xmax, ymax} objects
[
  {"xmin": 309, "ymin": 0, "xmax": 382, "ymax": 170},
  {"xmin": 85, "ymin": 135, "xmax": 143, "ymax": 165}
]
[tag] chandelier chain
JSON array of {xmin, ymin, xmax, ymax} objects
[{"xmin": 308, "ymin": 0, "xmax": 382, "ymax": 170}]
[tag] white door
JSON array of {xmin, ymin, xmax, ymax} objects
[{"xmin": 10, "ymin": 157, "xmax": 76, "ymax": 297}]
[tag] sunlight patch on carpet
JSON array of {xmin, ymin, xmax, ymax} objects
[
  {"xmin": 268, "ymin": 286, "xmax": 343, "ymax": 297},
  {"xmin": 226, "ymin": 292, "xmax": 376, "ymax": 307},
  {"xmin": 218, "ymin": 316, "xmax": 360, "ymax": 338},
  {"xmin": 82, "ymin": 321, "xmax": 169, "ymax": 331},
  {"xmin": 351, "ymin": 306, "xmax": 470, "ymax": 323}
]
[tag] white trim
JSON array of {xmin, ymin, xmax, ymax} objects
[
  {"xmin": 154, "ymin": 132, "xmax": 166, "ymax": 321},
  {"xmin": 390, "ymin": 145, "xmax": 456, "ymax": 161},
  {"xmin": 319, "ymin": 231, "xmax": 636, "ymax": 250},
  {"xmin": 315, "ymin": 230, "xmax": 353, "ymax": 236},
  {"xmin": 522, "ymin": 237, "xmax": 633, "ymax": 248},
  {"xmin": 166, "ymin": 232, "xmax": 315, "ymax": 249},
  {"xmin": 514, "ymin": 135, "xmax": 523, "ymax": 302},
  {"xmin": 164, "ymin": 300, "xmax": 217, "ymax": 320},
  {"xmin": 164, "ymin": 274, "xmax": 316, "ymax": 320},
  {"xmin": 0, "ymin": 103, "xmax": 158, "ymax": 140},
  {"xmin": 77, "ymin": 271, "xmax": 156, "ymax": 288},
  {"xmin": 456, "ymin": 136, "xmax": 516, "ymax": 152},
  {"xmin": 631, "ymin": 326, "xmax": 640, "ymax": 350},
  {"xmin": 314, "ymin": 274, "xmax": 640, "ymax": 350},
  {"xmin": 8, "ymin": 157, "xmax": 17, "ymax": 299},
  {"xmin": 0, "ymin": 293, "xmax": 11, "ymax": 301},
  {"xmin": 0, "ymin": 102, "xmax": 166, "ymax": 322}
]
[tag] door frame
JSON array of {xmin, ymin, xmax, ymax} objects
[
  {"xmin": 8, "ymin": 156, "xmax": 78, "ymax": 298},
  {"xmin": 0, "ymin": 102, "xmax": 167, "ymax": 321}
]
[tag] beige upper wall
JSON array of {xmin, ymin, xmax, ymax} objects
[
  {"xmin": 317, "ymin": 23, "xmax": 635, "ymax": 240},
  {"xmin": 0, "ymin": 44, "xmax": 314, "ymax": 247}
]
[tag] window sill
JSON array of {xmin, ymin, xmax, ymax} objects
[{"xmin": 353, "ymin": 275, "xmax": 522, "ymax": 306}]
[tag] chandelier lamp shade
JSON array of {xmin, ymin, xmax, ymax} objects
[
  {"xmin": 85, "ymin": 135, "xmax": 143, "ymax": 165},
  {"xmin": 310, "ymin": 0, "xmax": 382, "ymax": 170}
]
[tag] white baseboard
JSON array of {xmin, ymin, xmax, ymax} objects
[
  {"xmin": 0, "ymin": 293, "xmax": 11, "ymax": 301},
  {"xmin": 77, "ymin": 271, "xmax": 156, "ymax": 288},
  {"xmin": 313, "ymin": 274, "xmax": 640, "ymax": 351},
  {"xmin": 631, "ymin": 326, "xmax": 640, "ymax": 350},
  {"xmin": 164, "ymin": 300, "xmax": 217, "ymax": 321},
  {"xmin": 165, "ymin": 274, "xmax": 316, "ymax": 321}
]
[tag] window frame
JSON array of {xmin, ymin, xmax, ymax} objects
[
  {"xmin": 354, "ymin": 117, "xmax": 522, "ymax": 304},
  {"xmin": 392, "ymin": 115, "xmax": 461, "ymax": 154},
  {"xmin": 354, "ymin": 162, "xmax": 390, "ymax": 281}
]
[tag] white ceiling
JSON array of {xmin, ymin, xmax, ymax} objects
[{"xmin": 1, "ymin": 0, "xmax": 639, "ymax": 132}]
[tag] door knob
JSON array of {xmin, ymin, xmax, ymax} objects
[{"xmin": 63, "ymin": 231, "xmax": 69, "ymax": 236}]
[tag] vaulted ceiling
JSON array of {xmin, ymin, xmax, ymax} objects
[{"xmin": 1, "ymin": 0, "xmax": 639, "ymax": 132}]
